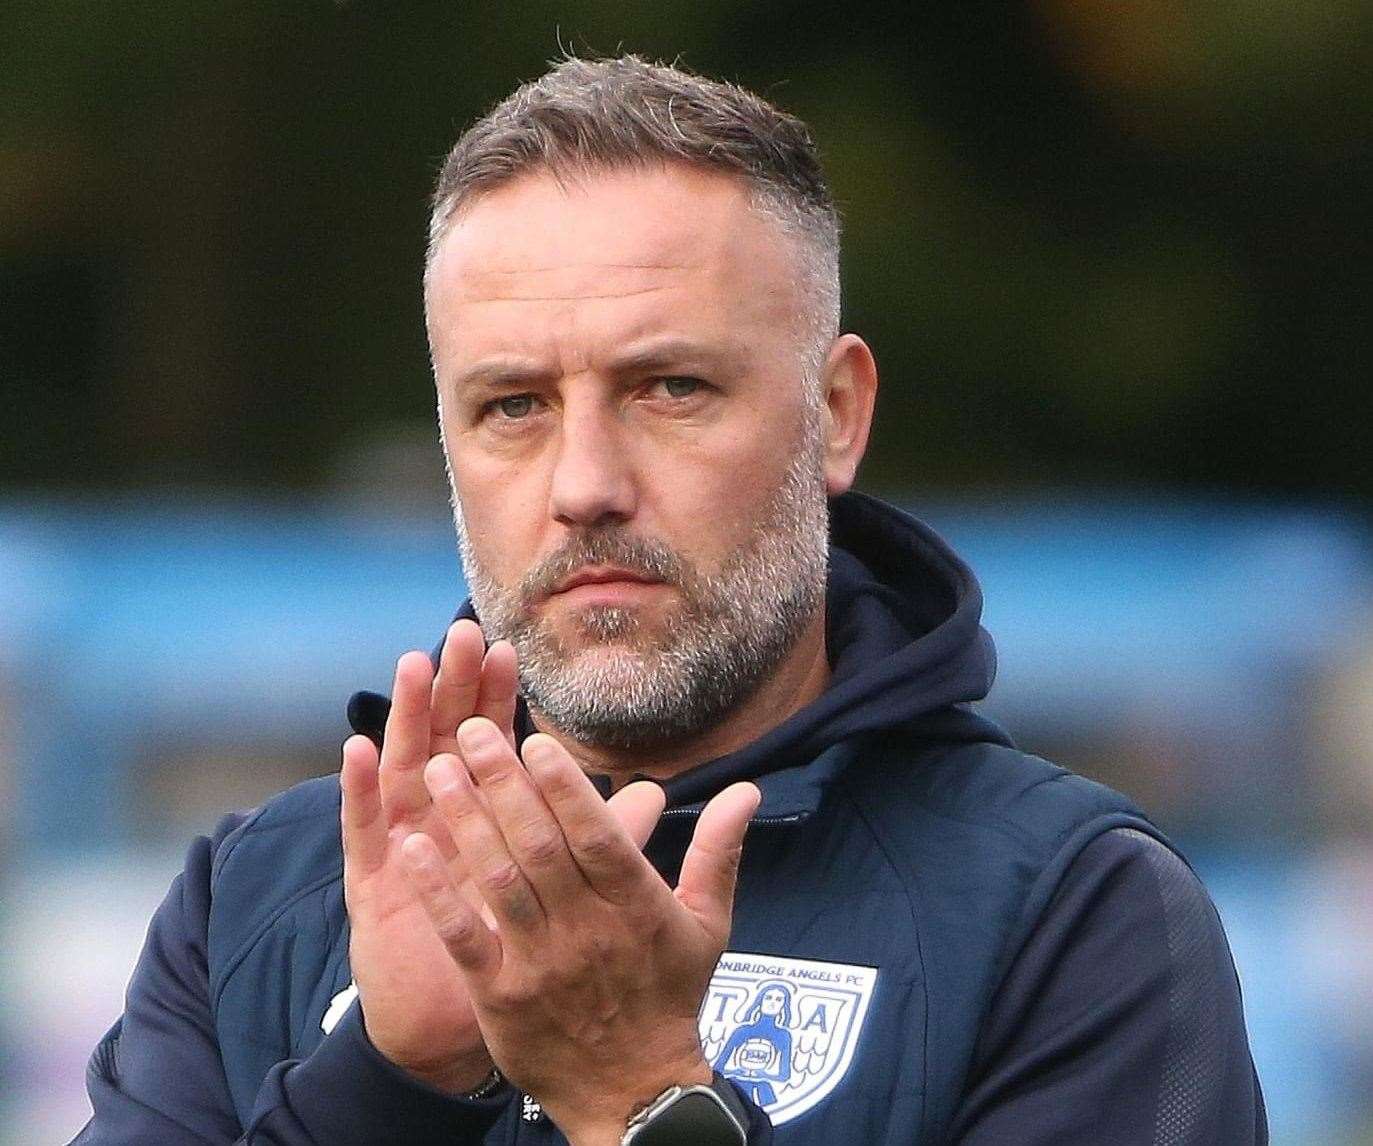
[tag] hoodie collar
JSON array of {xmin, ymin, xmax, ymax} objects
[{"xmin": 658, "ymin": 492, "xmax": 1010, "ymax": 815}]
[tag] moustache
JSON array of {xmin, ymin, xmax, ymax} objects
[{"xmin": 520, "ymin": 529, "xmax": 689, "ymax": 605}]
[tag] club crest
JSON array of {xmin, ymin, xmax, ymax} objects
[{"xmin": 700, "ymin": 952, "xmax": 878, "ymax": 1126}]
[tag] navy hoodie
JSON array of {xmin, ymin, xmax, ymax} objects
[{"xmin": 74, "ymin": 492, "xmax": 1266, "ymax": 1144}]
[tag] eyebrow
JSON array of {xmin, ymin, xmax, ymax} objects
[
  {"xmin": 604, "ymin": 335, "xmax": 747, "ymax": 376},
  {"xmin": 449, "ymin": 335, "xmax": 749, "ymax": 396},
  {"xmin": 449, "ymin": 359, "xmax": 558, "ymax": 395}
]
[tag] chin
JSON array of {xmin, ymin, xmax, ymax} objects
[
  {"xmin": 562, "ymin": 604, "xmax": 669, "ymax": 647},
  {"xmin": 560, "ymin": 642, "xmax": 655, "ymax": 678}
]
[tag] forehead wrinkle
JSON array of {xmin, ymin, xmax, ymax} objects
[
  {"xmin": 455, "ymin": 283, "xmax": 682, "ymax": 305},
  {"xmin": 454, "ymin": 259, "xmax": 697, "ymax": 303},
  {"xmin": 477, "ymin": 261, "xmax": 692, "ymax": 274}
]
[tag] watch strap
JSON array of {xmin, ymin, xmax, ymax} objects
[
  {"xmin": 707, "ymin": 1072, "xmax": 750, "ymax": 1127},
  {"xmin": 459, "ymin": 1067, "xmax": 506, "ymax": 1101}
]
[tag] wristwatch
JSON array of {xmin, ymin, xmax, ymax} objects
[{"xmin": 620, "ymin": 1073, "xmax": 749, "ymax": 1145}]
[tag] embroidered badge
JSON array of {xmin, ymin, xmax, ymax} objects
[{"xmin": 700, "ymin": 952, "xmax": 878, "ymax": 1126}]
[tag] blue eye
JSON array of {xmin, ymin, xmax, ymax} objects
[
  {"xmin": 660, "ymin": 377, "xmax": 701, "ymax": 398},
  {"xmin": 495, "ymin": 394, "xmax": 534, "ymax": 418}
]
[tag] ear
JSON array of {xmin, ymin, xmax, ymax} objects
[{"xmin": 819, "ymin": 334, "xmax": 878, "ymax": 496}]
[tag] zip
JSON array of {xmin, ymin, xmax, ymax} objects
[{"xmin": 659, "ymin": 807, "xmax": 810, "ymax": 827}]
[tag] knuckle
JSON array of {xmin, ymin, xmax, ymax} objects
[
  {"xmin": 487, "ymin": 762, "xmax": 530, "ymax": 791},
  {"xmin": 434, "ymin": 905, "xmax": 477, "ymax": 946},
  {"xmin": 471, "ymin": 756, "xmax": 519, "ymax": 790},
  {"xmin": 536, "ymin": 764, "xmax": 579, "ymax": 800},
  {"xmin": 480, "ymin": 861, "xmax": 525, "ymax": 895},
  {"xmin": 517, "ymin": 828, "xmax": 565, "ymax": 867},
  {"xmin": 440, "ymin": 794, "xmax": 478, "ymax": 824},
  {"xmin": 575, "ymin": 828, "xmax": 620, "ymax": 865}
]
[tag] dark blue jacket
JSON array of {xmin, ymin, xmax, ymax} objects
[{"xmin": 76, "ymin": 492, "xmax": 1266, "ymax": 1143}]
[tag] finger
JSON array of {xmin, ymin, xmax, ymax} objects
[
  {"xmin": 474, "ymin": 640, "xmax": 518, "ymax": 745},
  {"xmin": 675, "ymin": 783, "xmax": 760, "ymax": 942},
  {"xmin": 522, "ymin": 734, "xmax": 667, "ymax": 906},
  {"xmin": 424, "ymin": 752, "xmax": 546, "ymax": 933},
  {"xmin": 431, "ymin": 619, "xmax": 486, "ymax": 741},
  {"xmin": 607, "ymin": 780, "xmax": 671, "ymax": 850},
  {"xmin": 340, "ymin": 734, "xmax": 387, "ymax": 880},
  {"xmin": 377, "ymin": 651, "xmax": 436, "ymax": 821},
  {"xmin": 456, "ymin": 719, "xmax": 584, "ymax": 911},
  {"xmin": 400, "ymin": 830, "xmax": 502, "ymax": 980}
]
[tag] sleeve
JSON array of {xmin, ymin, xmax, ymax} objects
[
  {"xmin": 70, "ymin": 819, "xmax": 515, "ymax": 1145},
  {"xmin": 948, "ymin": 827, "xmax": 1268, "ymax": 1145}
]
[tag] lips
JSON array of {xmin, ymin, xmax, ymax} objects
[{"xmin": 551, "ymin": 566, "xmax": 664, "ymax": 595}]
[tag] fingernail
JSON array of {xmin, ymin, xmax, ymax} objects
[
  {"xmin": 400, "ymin": 832, "xmax": 436, "ymax": 869},
  {"xmin": 457, "ymin": 719, "xmax": 497, "ymax": 753},
  {"xmin": 522, "ymin": 736, "xmax": 557, "ymax": 769},
  {"xmin": 425, "ymin": 754, "xmax": 463, "ymax": 793}
]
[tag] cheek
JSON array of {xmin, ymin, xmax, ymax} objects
[
  {"xmin": 638, "ymin": 432, "xmax": 793, "ymax": 556},
  {"xmin": 450, "ymin": 455, "xmax": 549, "ymax": 582}
]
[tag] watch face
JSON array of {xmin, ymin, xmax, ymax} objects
[{"xmin": 627, "ymin": 1087, "xmax": 747, "ymax": 1146}]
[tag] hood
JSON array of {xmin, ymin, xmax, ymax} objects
[
  {"xmin": 659, "ymin": 491, "xmax": 1011, "ymax": 810},
  {"xmin": 347, "ymin": 490, "xmax": 1010, "ymax": 813}
]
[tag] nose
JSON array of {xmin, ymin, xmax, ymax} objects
[{"xmin": 547, "ymin": 399, "xmax": 638, "ymax": 528}]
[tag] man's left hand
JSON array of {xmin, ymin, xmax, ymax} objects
[{"xmin": 398, "ymin": 717, "xmax": 760, "ymax": 1146}]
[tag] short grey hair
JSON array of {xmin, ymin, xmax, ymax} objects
[{"xmin": 426, "ymin": 54, "xmax": 841, "ymax": 376}]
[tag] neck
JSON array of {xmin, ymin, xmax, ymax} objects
[{"xmin": 531, "ymin": 609, "xmax": 831, "ymax": 786}]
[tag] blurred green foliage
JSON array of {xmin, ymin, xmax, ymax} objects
[{"xmin": 1, "ymin": 1, "xmax": 1369, "ymax": 498}]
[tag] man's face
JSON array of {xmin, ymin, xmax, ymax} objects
[{"xmin": 425, "ymin": 164, "xmax": 831, "ymax": 748}]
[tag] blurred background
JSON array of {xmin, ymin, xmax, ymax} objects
[{"xmin": 2, "ymin": 2, "xmax": 1371, "ymax": 1142}]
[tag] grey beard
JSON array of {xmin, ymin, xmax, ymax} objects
[{"xmin": 451, "ymin": 441, "xmax": 830, "ymax": 750}]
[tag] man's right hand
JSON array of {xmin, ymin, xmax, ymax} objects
[{"xmin": 340, "ymin": 619, "xmax": 516, "ymax": 1093}]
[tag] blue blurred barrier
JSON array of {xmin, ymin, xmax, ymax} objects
[
  {"xmin": 1, "ymin": 493, "xmax": 1368, "ymax": 854},
  {"xmin": 0, "ymin": 496, "xmax": 467, "ymax": 855},
  {"xmin": 923, "ymin": 496, "xmax": 1372, "ymax": 832}
]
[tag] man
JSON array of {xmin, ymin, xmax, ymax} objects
[{"xmin": 76, "ymin": 56, "xmax": 1266, "ymax": 1144}]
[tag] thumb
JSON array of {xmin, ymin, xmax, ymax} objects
[
  {"xmin": 675, "ymin": 782, "xmax": 761, "ymax": 940},
  {"xmin": 606, "ymin": 780, "xmax": 668, "ymax": 850}
]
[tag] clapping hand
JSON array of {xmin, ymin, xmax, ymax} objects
[
  {"xmin": 340, "ymin": 619, "xmax": 516, "ymax": 1092},
  {"xmin": 398, "ymin": 713, "xmax": 759, "ymax": 1145}
]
